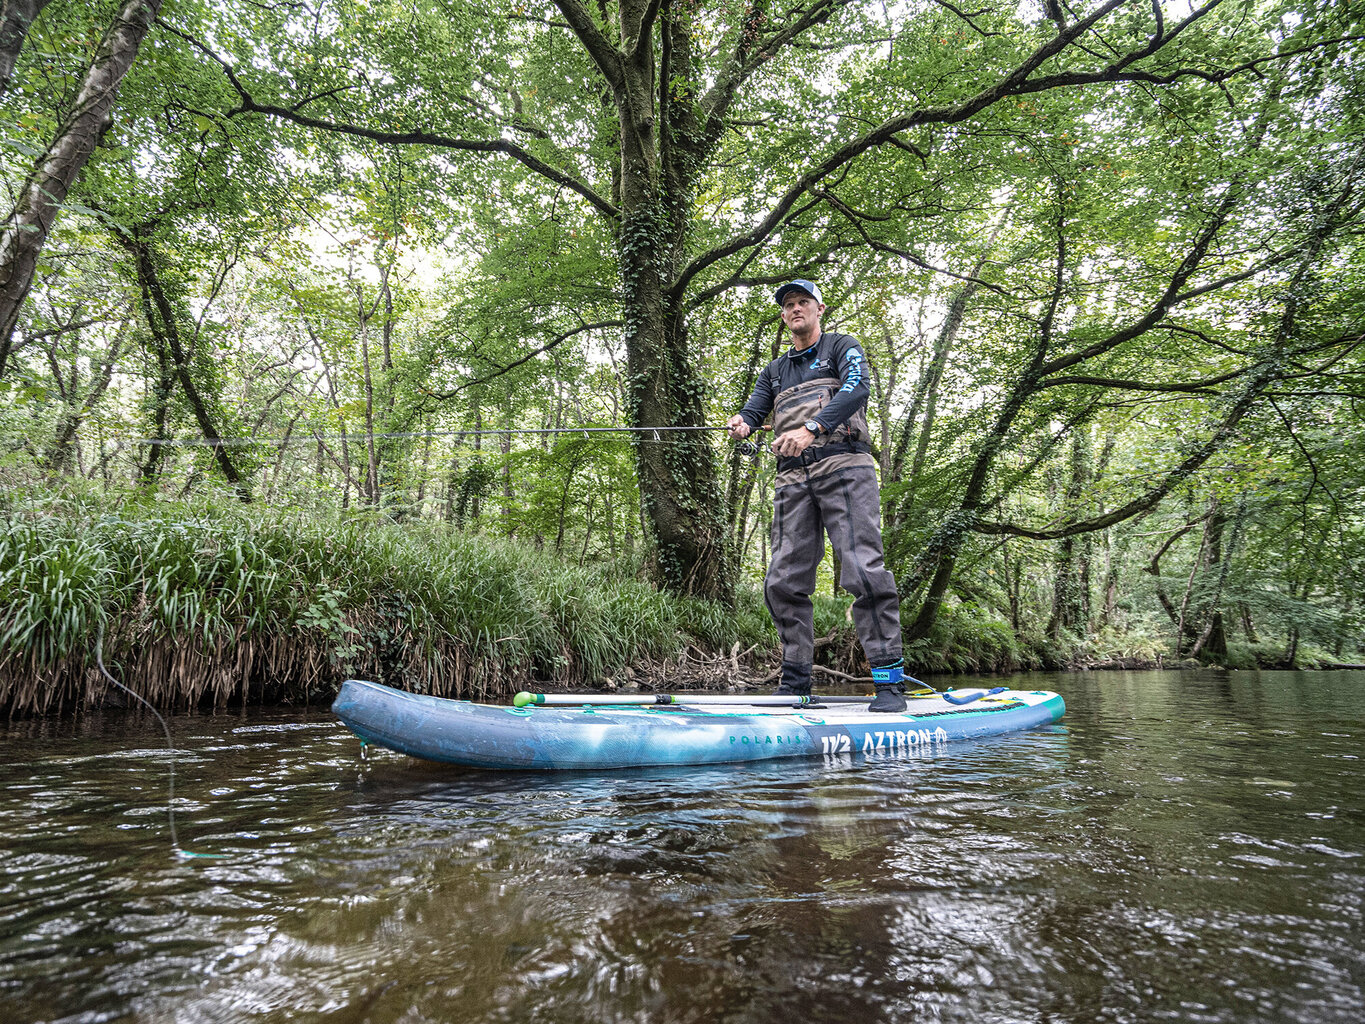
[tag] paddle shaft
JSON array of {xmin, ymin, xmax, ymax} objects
[{"xmin": 514, "ymin": 692, "xmax": 873, "ymax": 708}]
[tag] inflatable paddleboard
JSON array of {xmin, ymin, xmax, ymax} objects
[{"xmin": 332, "ymin": 679, "xmax": 1065, "ymax": 770}]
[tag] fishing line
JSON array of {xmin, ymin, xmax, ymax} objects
[
  {"xmin": 100, "ymin": 424, "xmax": 737, "ymax": 449},
  {"xmin": 93, "ymin": 619, "xmax": 224, "ymax": 860},
  {"xmin": 69, "ymin": 423, "xmax": 773, "ymax": 463}
]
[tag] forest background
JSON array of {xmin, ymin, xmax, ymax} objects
[{"xmin": 1, "ymin": 0, "xmax": 1363, "ymax": 714}]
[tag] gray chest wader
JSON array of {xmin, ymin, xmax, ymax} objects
[{"xmin": 765, "ymin": 377, "xmax": 903, "ymax": 687}]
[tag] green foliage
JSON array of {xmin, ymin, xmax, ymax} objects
[
  {"xmin": 2, "ymin": 0, "xmax": 1363, "ymax": 690},
  {"xmin": 675, "ymin": 591, "xmax": 774, "ymax": 653},
  {"xmin": 0, "ymin": 486, "xmax": 760, "ymax": 712},
  {"xmin": 906, "ymin": 601, "xmax": 1027, "ymax": 675}
]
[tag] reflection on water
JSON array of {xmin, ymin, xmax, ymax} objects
[{"xmin": 1, "ymin": 670, "xmax": 1361, "ymax": 1023}]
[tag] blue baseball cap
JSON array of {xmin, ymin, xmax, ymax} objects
[{"xmin": 774, "ymin": 279, "xmax": 823, "ymax": 306}]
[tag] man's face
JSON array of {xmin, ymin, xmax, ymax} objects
[{"xmin": 781, "ymin": 292, "xmax": 824, "ymax": 333}]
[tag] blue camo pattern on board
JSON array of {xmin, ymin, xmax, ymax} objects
[{"xmin": 332, "ymin": 680, "xmax": 1066, "ymax": 771}]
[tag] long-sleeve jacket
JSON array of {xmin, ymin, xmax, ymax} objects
[{"xmin": 736, "ymin": 331, "xmax": 873, "ymax": 475}]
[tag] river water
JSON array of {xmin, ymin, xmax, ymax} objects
[{"xmin": 0, "ymin": 670, "xmax": 1361, "ymax": 1023}]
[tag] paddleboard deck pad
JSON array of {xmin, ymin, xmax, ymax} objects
[{"xmin": 332, "ymin": 679, "xmax": 1065, "ymax": 770}]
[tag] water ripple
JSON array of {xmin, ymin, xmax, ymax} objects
[{"xmin": 2, "ymin": 671, "xmax": 1363, "ymax": 1023}]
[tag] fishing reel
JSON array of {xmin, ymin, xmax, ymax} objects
[{"xmin": 732, "ymin": 423, "xmax": 771, "ymax": 461}]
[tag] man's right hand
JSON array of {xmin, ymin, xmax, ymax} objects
[{"xmin": 727, "ymin": 414, "xmax": 752, "ymax": 440}]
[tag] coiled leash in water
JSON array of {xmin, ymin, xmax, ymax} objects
[
  {"xmin": 942, "ymin": 686, "xmax": 1011, "ymax": 705},
  {"xmin": 94, "ymin": 620, "xmax": 224, "ymax": 860},
  {"xmin": 899, "ymin": 673, "xmax": 1010, "ymax": 705}
]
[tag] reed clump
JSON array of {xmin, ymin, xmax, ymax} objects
[{"xmin": 0, "ymin": 491, "xmax": 775, "ymax": 715}]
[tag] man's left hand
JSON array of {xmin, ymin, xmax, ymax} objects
[{"xmin": 772, "ymin": 426, "xmax": 816, "ymax": 458}]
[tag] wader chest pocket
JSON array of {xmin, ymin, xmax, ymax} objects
[{"xmin": 774, "ymin": 377, "xmax": 864, "ymax": 445}]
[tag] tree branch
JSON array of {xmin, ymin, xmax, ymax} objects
[
  {"xmin": 973, "ymin": 365, "xmax": 1269, "ymax": 541},
  {"xmin": 975, "ymin": 140, "xmax": 1362, "ymax": 543},
  {"xmin": 1031, "ymin": 184, "xmax": 1271, "ymax": 382},
  {"xmin": 697, "ymin": 0, "xmax": 856, "ymax": 135},
  {"xmin": 20, "ymin": 317, "xmax": 105, "ymax": 342},
  {"xmin": 1269, "ymin": 395, "xmax": 1337, "ymax": 511},
  {"xmin": 550, "ymin": 0, "xmax": 626, "ymax": 91},
  {"xmin": 428, "ymin": 319, "xmax": 624, "ymax": 398},
  {"xmin": 163, "ymin": 18, "xmax": 621, "ymax": 222},
  {"xmin": 626, "ymin": 0, "xmax": 665, "ymax": 63},
  {"xmin": 1035, "ymin": 368, "xmax": 1246, "ymax": 394},
  {"xmin": 819, "ymin": 188, "xmax": 1016, "ymax": 296},
  {"xmin": 675, "ymin": 0, "xmax": 1215, "ymax": 298},
  {"xmin": 926, "ymin": 0, "xmax": 1002, "ymax": 38}
]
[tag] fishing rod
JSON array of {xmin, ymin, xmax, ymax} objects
[{"xmin": 100, "ymin": 423, "xmax": 773, "ymax": 451}]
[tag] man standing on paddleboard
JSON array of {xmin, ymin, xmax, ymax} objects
[{"xmin": 727, "ymin": 279, "xmax": 907, "ymax": 712}]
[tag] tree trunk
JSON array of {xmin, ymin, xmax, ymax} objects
[
  {"xmin": 1199, "ymin": 611, "xmax": 1228, "ymax": 662},
  {"xmin": 115, "ymin": 225, "xmax": 251, "ymax": 500},
  {"xmin": 443, "ymin": 449, "xmax": 460, "ymax": 523},
  {"xmin": 872, "ymin": 327, "xmax": 894, "ymax": 476},
  {"xmin": 1099, "ymin": 541, "xmax": 1119, "ymax": 630},
  {"xmin": 0, "ymin": 0, "xmax": 52, "ymax": 95},
  {"xmin": 500, "ymin": 404, "xmax": 512, "ymax": 535},
  {"xmin": 579, "ymin": 487, "xmax": 595, "ymax": 566},
  {"xmin": 264, "ymin": 410, "xmax": 304, "ymax": 502},
  {"xmin": 617, "ymin": 127, "xmax": 729, "ymax": 593},
  {"xmin": 891, "ymin": 250, "xmax": 993, "ymax": 489},
  {"xmin": 136, "ymin": 323, "xmax": 173, "ymax": 489},
  {"xmin": 355, "ymin": 279, "xmax": 380, "ymax": 507},
  {"xmin": 1144, "ymin": 512, "xmax": 1200, "ymax": 642},
  {"xmin": 1189, "ymin": 500, "xmax": 1246, "ymax": 662},
  {"xmin": 1333, "ymin": 596, "xmax": 1351, "ymax": 659},
  {"xmin": 415, "ymin": 416, "xmax": 432, "ymax": 507},
  {"xmin": 604, "ymin": 486, "xmax": 616, "ymax": 559},
  {"xmin": 1047, "ymin": 425, "xmax": 1092, "ymax": 638},
  {"xmin": 889, "ymin": 290, "xmax": 957, "ymax": 511},
  {"xmin": 554, "ymin": 454, "xmax": 581, "ymax": 553},
  {"xmin": 1174, "ymin": 516, "xmax": 1210, "ymax": 658},
  {"xmin": 625, "ymin": 297, "xmax": 730, "ymax": 597},
  {"xmin": 603, "ymin": 2, "xmax": 732, "ymax": 600},
  {"xmin": 725, "ymin": 321, "xmax": 767, "ymax": 536},
  {"xmin": 904, "ymin": 353, "xmax": 1041, "ymax": 635},
  {"xmin": 1006, "ymin": 547, "xmax": 1023, "ymax": 633},
  {"xmin": 1093, "ymin": 434, "xmax": 1119, "ymax": 630},
  {"xmin": 471, "ymin": 404, "xmax": 483, "ymax": 525},
  {"xmin": 44, "ymin": 315, "xmax": 127, "ymax": 472},
  {"xmin": 0, "ymin": 0, "xmax": 163, "ymax": 375}
]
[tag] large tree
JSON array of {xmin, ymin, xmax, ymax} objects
[
  {"xmin": 161, "ymin": 0, "xmax": 1344, "ymax": 598},
  {"xmin": 0, "ymin": 0, "xmax": 162, "ymax": 375},
  {"xmin": 0, "ymin": 0, "xmax": 54, "ymax": 94},
  {"xmin": 877, "ymin": 13, "xmax": 1365, "ymax": 641}
]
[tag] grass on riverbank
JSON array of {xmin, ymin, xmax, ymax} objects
[
  {"xmin": 11, "ymin": 487, "xmax": 1326, "ymax": 716},
  {"xmin": 1, "ymin": 490, "xmax": 787, "ymax": 714}
]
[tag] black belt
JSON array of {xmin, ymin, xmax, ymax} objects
[{"xmin": 777, "ymin": 440, "xmax": 871, "ymax": 473}]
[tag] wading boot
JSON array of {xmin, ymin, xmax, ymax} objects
[
  {"xmin": 869, "ymin": 660, "xmax": 907, "ymax": 713},
  {"xmin": 773, "ymin": 662, "xmax": 812, "ymax": 698}
]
